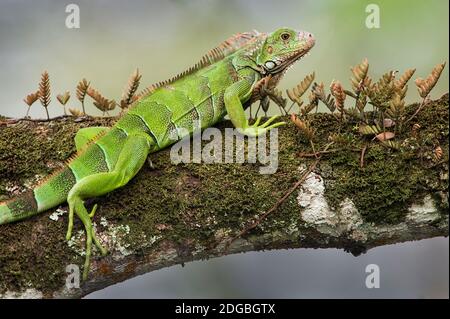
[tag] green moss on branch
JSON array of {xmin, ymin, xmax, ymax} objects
[{"xmin": 0, "ymin": 95, "xmax": 448, "ymax": 298}]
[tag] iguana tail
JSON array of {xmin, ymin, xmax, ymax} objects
[{"xmin": 0, "ymin": 165, "xmax": 76, "ymax": 225}]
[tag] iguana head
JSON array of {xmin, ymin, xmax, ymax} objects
[{"xmin": 256, "ymin": 27, "xmax": 315, "ymax": 75}]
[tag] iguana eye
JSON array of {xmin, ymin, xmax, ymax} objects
[
  {"xmin": 265, "ymin": 61, "xmax": 276, "ymax": 70},
  {"xmin": 281, "ymin": 33, "xmax": 290, "ymax": 41}
]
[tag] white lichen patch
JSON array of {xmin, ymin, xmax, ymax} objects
[
  {"xmin": 406, "ymin": 195, "xmax": 440, "ymax": 224},
  {"xmin": 66, "ymin": 218, "xmax": 132, "ymax": 258},
  {"xmin": 147, "ymin": 235, "xmax": 161, "ymax": 247},
  {"xmin": 297, "ymin": 172, "xmax": 366, "ymax": 240},
  {"xmin": 338, "ymin": 198, "xmax": 364, "ymax": 234},
  {"xmin": 49, "ymin": 208, "xmax": 66, "ymax": 221},
  {"xmin": 296, "ymin": 170, "xmax": 443, "ymax": 244},
  {"xmin": 93, "ymin": 219, "xmax": 133, "ymax": 259},
  {"xmin": 67, "ymin": 230, "xmax": 87, "ymax": 256},
  {"xmin": 1, "ymin": 288, "xmax": 43, "ymax": 299},
  {"xmin": 66, "ymin": 217, "xmax": 161, "ymax": 260},
  {"xmin": 100, "ymin": 216, "xmax": 108, "ymax": 227},
  {"xmin": 297, "ymin": 172, "xmax": 340, "ymax": 236}
]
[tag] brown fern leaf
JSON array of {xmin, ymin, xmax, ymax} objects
[
  {"xmin": 88, "ymin": 87, "xmax": 116, "ymax": 114},
  {"xmin": 57, "ymin": 91, "xmax": 70, "ymax": 115},
  {"xmin": 434, "ymin": 146, "xmax": 443, "ymax": 162},
  {"xmin": 366, "ymin": 71, "xmax": 396, "ymax": 110},
  {"xmin": 330, "ymin": 80, "xmax": 346, "ymax": 113},
  {"xmin": 76, "ymin": 78, "xmax": 90, "ymax": 102},
  {"xmin": 69, "ymin": 108, "xmax": 83, "ymax": 117},
  {"xmin": 291, "ymin": 113, "xmax": 315, "ymax": 141},
  {"xmin": 300, "ymin": 91, "xmax": 319, "ymax": 116},
  {"xmin": 395, "ymin": 85, "xmax": 408, "ymax": 100},
  {"xmin": 355, "ymin": 91, "xmax": 368, "ymax": 112},
  {"xmin": 411, "ymin": 123, "xmax": 421, "ymax": 137},
  {"xmin": 386, "ymin": 93, "xmax": 406, "ymax": 122},
  {"xmin": 39, "ymin": 71, "xmax": 51, "ymax": 107},
  {"xmin": 23, "ymin": 91, "xmax": 40, "ymax": 106},
  {"xmin": 267, "ymin": 87, "xmax": 287, "ymax": 109},
  {"xmin": 38, "ymin": 71, "xmax": 51, "ymax": 119},
  {"xmin": 350, "ymin": 58, "xmax": 369, "ymax": 94},
  {"xmin": 312, "ymin": 82, "xmax": 336, "ymax": 112},
  {"xmin": 23, "ymin": 90, "xmax": 40, "ymax": 117},
  {"xmin": 76, "ymin": 78, "xmax": 90, "ymax": 114},
  {"xmin": 106, "ymin": 100, "xmax": 116, "ymax": 112},
  {"xmin": 120, "ymin": 68, "xmax": 142, "ymax": 109},
  {"xmin": 395, "ymin": 68, "xmax": 416, "ymax": 90},
  {"xmin": 57, "ymin": 91, "xmax": 70, "ymax": 105},
  {"xmin": 286, "ymin": 72, "xmax": 315, "ymax": 105},
  {"xmin": 415, "ymin": 62, "xmax": 446, "ymax": 98}
]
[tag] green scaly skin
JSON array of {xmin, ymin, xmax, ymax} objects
[{"xmin": 0, "ymin": 27, "xmax": 315, "ymax": 280}]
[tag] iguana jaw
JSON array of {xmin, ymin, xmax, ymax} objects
[{"xmin": 264, "ymin": 30, "xmax": 315, "ymax": 75}]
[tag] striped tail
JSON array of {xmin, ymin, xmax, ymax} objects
[{"xmin": 0, "ymin": 166, "xmax": 76, "ymax": 225}]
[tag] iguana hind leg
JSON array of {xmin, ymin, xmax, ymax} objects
[
  {"xmin": 66, "ymin": 133, "xmax": 152, "ymax": 280},
  {"xmin": 74, "ymin": 127, "xmax": 109, "ymax": 151}
]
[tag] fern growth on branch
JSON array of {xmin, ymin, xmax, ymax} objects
[
  {"xmin": 23, "ymin": 91, "xmax": 40, "ymax": 118},
  {"xmin": 38, "ymin": 71, "xmax": 51, "ymax": 120},
  {"xmin": 76, "ymin": 78, "xmax": 90, "ymax": 115},
  {"xmin": 57, "ymin": 91, "xmax": 70, "ymax": 115},
  {"xmin": 120, "ymin": 68, "xmax": 141, "ymax": 110}
]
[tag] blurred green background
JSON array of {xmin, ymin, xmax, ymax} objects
[
  {"xmin": 0, "ymin": 0, "xmax": 448, "ymax": 298},
  {"xmin": 0, "ymin": 0, "xmax": 448, "ymax": 118}
]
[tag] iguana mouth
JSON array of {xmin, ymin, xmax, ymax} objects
[{"xmin": 266, "ymin": 31, "xmax": 315, "ymax": 74}]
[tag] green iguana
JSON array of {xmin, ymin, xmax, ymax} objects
[{"xmin": 0, "ymin": 27, "xmax": 315, "ymax": 279}]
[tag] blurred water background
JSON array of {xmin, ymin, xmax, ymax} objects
[{"xmin": 0, "ymin": 0, "xmax": 448, "ymax": 298}]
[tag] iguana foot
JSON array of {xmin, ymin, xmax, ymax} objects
[
  {"xmin": 238, "ymin": 115, "xmax": 286, "ymax": 137},
  {"xmin": 67, "ymin": 196, "xmax": 107, "ymax": 280}
]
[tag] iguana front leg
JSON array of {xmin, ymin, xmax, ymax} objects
[
  {"xmin": 224, "ymin": 79, "xmax": 286, "ymax": 137},
  {"xmin": 66, "ymin": 133, "xmax": 152, "ymax": 280}
]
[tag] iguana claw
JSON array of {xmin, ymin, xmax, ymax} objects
[
  {"xmin": 66, "ymin": 197, "xmax": 107, "ymax": 280},
  {"xmin": 239, "ymin": 115, "xmax": 286, "ymax": 137}
]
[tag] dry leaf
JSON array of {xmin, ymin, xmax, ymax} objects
[{"xmin": 375, "ymin": 131, "xmax": 395, "ymax": 141}]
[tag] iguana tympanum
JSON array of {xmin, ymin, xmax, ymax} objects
[{"xmin": 0, "ymin": 27, "xmax": 315, "ymax": 279}]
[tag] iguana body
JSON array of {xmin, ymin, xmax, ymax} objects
[{"xmin": 0, "ymin": 28, "xmax": 315, "ymax": 279}]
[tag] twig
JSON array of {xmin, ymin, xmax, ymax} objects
[
  {"xmin": 405, "ymin": 96, "xmax": 428, "ymax": 125},
  {"xmin": 360, "ymin": 144, "xmax": 368, "ymax": 168},
  {"xmin": 298, "ymin": 149, "xmax": 338, "ymax": 157},
  {"xmin": 223, "ymin": 143, "xmax": 333, "ymax": 252},
  {"xmin": 286, "ymin": 101, "xmax": 296, "ymax": 114},
  {"xmin": 310, "ymin": 140, "xmax": 318, "ymax": 158},
  {"xmin": 298, "ymin": 147, "xmax": 362, "ymax": 158}
]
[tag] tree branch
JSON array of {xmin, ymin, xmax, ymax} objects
[{"xmin": 0, "ymin": 94, "xmax": 448, "ymax": 298}]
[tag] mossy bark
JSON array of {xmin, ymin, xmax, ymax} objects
[{"xmin": 0, "ymin": 94, "xmax": 448, "ymax": 298}]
